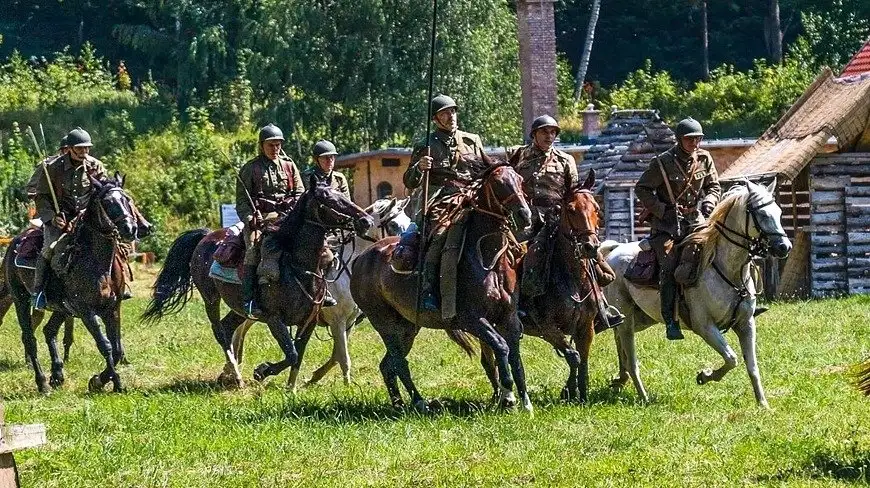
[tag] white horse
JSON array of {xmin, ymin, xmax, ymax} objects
[
  {"xmin": 602, "ymin": 180, "xmax": 791, "ymax": 408},
  {"xmin": 224, "ymin": 197, "xmax": 411, "ymax": 389}
]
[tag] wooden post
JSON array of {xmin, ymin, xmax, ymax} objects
[{"xmin": 0, "ymin": 399, "xmax": 47, "ymax": 488}]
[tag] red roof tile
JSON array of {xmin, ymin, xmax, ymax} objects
[{"xmin": 841, "ymin": 38, "xmax": 870, "ymax": 77}]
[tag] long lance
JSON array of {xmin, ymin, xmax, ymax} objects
[
  {"xmin": 415, "ymin": 0, "xmax": 439, "ymax": 318},
  {"xmin": 27, "ymin": 125, "xmax": 60, "ymax": 215},
  {"xmin": 220, "ymin": 150, "xmax": 262, "ymax": 226}
]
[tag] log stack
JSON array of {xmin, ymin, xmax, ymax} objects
[{"xmin": 0, "ymin": 399, "xmax": 47, "ymax": 488}]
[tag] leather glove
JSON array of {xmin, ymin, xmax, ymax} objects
[{"xmin": 701, "ymin": 201, "xmax": 715, "ymax": 218}]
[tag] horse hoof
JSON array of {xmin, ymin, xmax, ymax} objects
[
  {"xmin": 413, "ymin": 399, "xmax": 430, "ymax": 413},
  {"xmin": 253, "ymin": 363, "xmax": 270, "ymax": 383},
  {"xmin": 112, "ymin": 382, "xmax": 125, "ymax": 393},
  {"xmin": 49, "ymin": 374, "xmax": 65, "ymax": 389},
  {"xmin": 696, "ymin": 370, "xmax": 711, "ymax": 385},
  {"xmin": 88, "ymin": 375, "xmax": 104, "ymax": 392},
  {"xmin": 499, "ymin": 391, "xmax": 517, "ymax": 410},
  {"xmin": 560, "ymin": 387, "xmax": 570, "ymax": 401},
  {"xmin": 37, "ymin": 380, "xmax": 50, "ymax": 394},
  {"xmin": 391, "ymin": 398, "xmax": 405, "ymax": 409},
  {"xmin": 609, "ymin": 377, "xmax": 627, "ymax": 390},
  {"xmin": 521, "ymin": 396, "xmax": 534, "ymax": 414},
  {"xmin": 118, "ymin": 356, "xmax": 131, "ymax": 366}
]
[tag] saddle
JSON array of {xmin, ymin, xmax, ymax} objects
[
  {"xmin": 390, "ymin": 230, "xmax": 420, "ymax": 274},
  {"xmin": 624, "ymin": 246, "xmax": 659, "ymax": 288},
  {"xmin": 14, "ymin": 227, "xmax": 43, "ymax": 267},
  {"xmin": 213, "ymin": 223, "xmax": 245, "ymax": 269}
]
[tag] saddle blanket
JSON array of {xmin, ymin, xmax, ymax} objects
[{"xmin": 209, "ymin": 261, "xmax": 241, "ymax": 284}]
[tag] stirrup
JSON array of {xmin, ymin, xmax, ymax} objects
[
  {"xmin": 244, "ymin": 300, "xmax": 263, "ymax": 319},
  {"xmin": 32, "ymin": 291, "xmax": 47, "ymax": 311},
  {"xmin": 322, "ymin": 294, "xmax": 337, "ymax": 307},
  {"xmin": 665, "ymin": 321, "xmax": 684, "ymax": 341},
  {"xmin": 421, "ymin": 292, "xmax": 439, "ymax": 312}
]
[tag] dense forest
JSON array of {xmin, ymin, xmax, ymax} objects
[{"xmin": 0, "ymin": 0, "xmax": 868, "ymax": 255}]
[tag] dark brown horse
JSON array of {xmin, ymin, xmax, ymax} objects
[
  {"xmin": 142, "ymin": 179, "xmax": 374, "ymax": 387},
  {"xmin": 481, "ymin": 171, "xmax": 604, "ymax": 403},
  {"xmin": 350, "ymin": 161, "xmax": 534, "ymax": 411},
  {"xmin": 4, "ymin": 175, "xmax": 139, "ymax": 393}
]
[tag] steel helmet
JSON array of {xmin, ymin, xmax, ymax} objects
[
  {"xmin": 430, "ymin": 94, "xmax": 458, "ymax": 116},
  {"xmin": 258, "ymin": 123, "xmax": 285, "ymax": 143},
  {"xmin": 530, "ymin": 115, "xmax": 560, "ymax": 138},
  {"xmin": 312, "ymin": 140, "xmax": 338, "ymax": 157},
  {"xmin": 66, "ymin": 127, "xmax": 93, "ymax": 147},
  {"xmin": 674, "ymin": 117, "xmax": 704, "ymax": 138}
]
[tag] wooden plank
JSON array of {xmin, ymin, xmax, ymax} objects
[
  {"xmin": 847, "ymin": 232, "xmax": 870, "ymax": 244},
  {"xmin": 811, "ymin": 280, "xmax": 848, "ymax": 290},
  {"xmin": 811, "ymin": 191, "xmax": 845, "ymax": 205},
  {"xmin": 811, "ymin": 234, "xmax": 846, "ymax": 245},
  {"xmin": 812, "ymin": 165, "xmax": 870, "ymax": 176},
  {"xmin": 810, "ymin": 211, "xmax": 846, "ymax": 225},
  {"xmin": 812, "ymin": 175, "xmax": 852, "ymax": 189},
  {"xmin": 0, "ymin": 452, "xmax": 20, "ymax": 488},
  {"xmin": 811, "ymin": 204, "xmax": 846, "ymax": 213},
  {"xmin": 0, "ymin": 425, "xmax": 46, "ymax": 455},
  {"xmin": 811, "ymin": 258, "xmax": 847, "ymax": 271}
]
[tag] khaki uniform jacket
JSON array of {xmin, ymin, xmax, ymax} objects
[
  {"xmin": 635, "ymin": 145, "xmax": 721, "ymax": 237},
  {"xmin": 304, "ymin": 167, "xmax": 351, "ymax": 201},
  {"xmin": 403, "ymin": 128, "xmax": 485, "ymax": 213},
  {"xmin": 236, "ymin": 154, "xmax": 305, "ymax": 223},
  {"xmin": 510, "ymin": 144, "xmax": 578, "ymax": 208},
  {"xmin": 29, "ymin": 153, "xmax": 107, "ymax": 223}
]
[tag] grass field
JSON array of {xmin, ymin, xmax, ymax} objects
[{"xmin": 0, "ymin": 286, "xmax": 868, "ymax": 487}]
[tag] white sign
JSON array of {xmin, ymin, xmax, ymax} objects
[{"xmin": 221, "ymin": 204, "xmax": 240, "ymax": 228}]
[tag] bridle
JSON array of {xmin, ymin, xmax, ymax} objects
[
  {"xmin": 471, "ymin": 164, "xmax": 526, "ymax": 227},
  {"xmin": 713, "ymin": 191, "xmax": 785, "ymax": 258},
  {"xmin": 358, "ymin": 198, "xmax": 407, "ymax": 243}
]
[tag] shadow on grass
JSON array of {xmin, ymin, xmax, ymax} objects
[
  {"xmin": 757, "ymin": 450, "xmax": 870, "ymax": 483},
  {"xmin": 234, "ymin": 395, "xmax": 498, "ymax": 425},
  {"xmin": 149, "ymin": 377, "xmax": 223, "ymax": 395},
  {"xmin": 0, "ymin": 357, "xmax": 25, "ymax": 372}
]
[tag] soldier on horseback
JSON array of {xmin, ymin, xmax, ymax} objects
[
  {"xmin": 29, "ymin": 127, "xmax": 107, "ymax": 311},
  {"xmin": 305, "ymin": 140, "xmax": 350, "ymax": 199},
  {"xmin": 237, "ymin": 123, "xmax": 305, "ymax": 318},
  {"xmin": 510, "ymin": 115, "xmax": 623, "ymax": 331},
  {"xmin": 635, "ymin": 117, "xmax": 721, "ymax": 340},
  {"xmin": 402, "ymin": 94, "xmax": 486, "ymax": 311}
]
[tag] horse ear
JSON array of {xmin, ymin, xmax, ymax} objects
[
  {"xmin": 115, "ymin": 171, "xmax": 125, "ymax": 188},
  {"xmin": 766, "ymin": 178, "xmax": 776, "ymax": 195},
  {"xmin": 308, "ymin": 173, "xmax": 318, "ymax": 190},
  {"xmin": 396, "ymin": 197, "xmax": 410, "ymax": 213},
  {"xmin": 581, "ymin": 169, "xmax": 595, "ymax": 190},
  {"xmin": 89, "ymin": 175, "xmax": 103, "ymax": 189}
]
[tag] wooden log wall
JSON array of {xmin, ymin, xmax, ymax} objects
[{"xmin": 809, "ymin": 153, "xmax": 870, "ymax": 296}]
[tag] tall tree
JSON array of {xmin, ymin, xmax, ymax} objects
[
  {"xmin": 573, "ymin": 0, "xmax": 602, "ymax": 103},
  {"xmin": 766, "ymin": 0, "xmax": 784, "ymax": 63}
]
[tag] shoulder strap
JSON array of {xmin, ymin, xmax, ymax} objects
[
  {"xmin": 252, "ymin": 159, "xmax": 264, "ymax": 197},
  {"xmin": 656, "ymin": 158, "xmax": 678, "ymax": 205},
  {"xmin": 280, "ymin": 159, "xmax": 296, "ymax": 191}
]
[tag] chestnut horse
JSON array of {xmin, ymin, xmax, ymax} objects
[
  {"xmin": 350, "ymin": 160, "xmax": 534, "ymax": 411},
  {"xmin": 142, "ymin": 180, "xmax": 373, "ymax": 387},
  {"xmin": 480, "ymin": 170, "xmax": 604, "ymax": 403},
  {"xmin": 4, "ymin": 175, "xmax": 139, "ymax": 393}
]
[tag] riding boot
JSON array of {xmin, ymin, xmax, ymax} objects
[
  {"xmin": 31, "ymin": 255, "xmax": 50, "ymax": 311},
  {"xmin": 242, "ymin": 265, "xmax": 263, "ymax": 318},
  {"xmin": 660, "ymin": 281, "xmax": 684, "ymax": 340},
  {"xmin": 121, "ymin": 283, "xmax": 133, "ymax": 300}
]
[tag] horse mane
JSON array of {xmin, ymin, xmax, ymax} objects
[
  {"xmin": 683, "ymin": 185, "xmax": 748, "ymax": 268},
  {"xmin": 270, "ymin": 190, "xmax": 312, "ymax": 249},
  {"xmin": 465, "ymin": 153, "xmax": 505, "ymax": 180}
]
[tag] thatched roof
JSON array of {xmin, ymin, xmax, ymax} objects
[
  {"xmin": 578, "ymin": 109, "xmax": 675, "ymax": 192},
  {"xmin": 721, "ymin": 68, "xmax": 870, "ymax": 180}
]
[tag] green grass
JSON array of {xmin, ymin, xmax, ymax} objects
[{"xmin": 1, "ymin": 294, "xmax": 868, "ymax": 487}]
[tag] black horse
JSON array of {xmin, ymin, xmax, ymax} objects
[{"xmin": 4, "ymin": 174, "xmax": 139, "ymax": 393}]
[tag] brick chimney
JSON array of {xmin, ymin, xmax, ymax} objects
[{"xmin": 516, "ymin": 0, "xmax": 557, "ymax": 141}]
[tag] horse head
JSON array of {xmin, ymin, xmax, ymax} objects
[
  {"xmin": 367, "ymin": 196, "xmax": 411, "ymax": 239},
  {"xmin": 742, "ymin": 179, "xmax": 792, "ymax": 258},
  {"xmin": 89, "ymin": 173, "xmax": 138, "ymax": 243},
  {"xmin": 308, "ymin": 176, "xmax": 375, "ymax": 236},
  {"xmin": 473, "ymin": 157, "xmax": 532, "ymax": 232},
  {"xmin": 561, "ymin": 169, "xmax": 601, "ymax": 258}
]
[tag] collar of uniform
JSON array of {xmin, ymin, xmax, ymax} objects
[
  {"xmin": 313, "ymin": 167, "xmax": 331, "ymax": 179},
  {"xmin": 433, "ymin": 128, "xmax": 456, "ymax": 144},
  {"xmin": 258, "ymin": 153, "xmax": 282, "ymax": 166},
  {"xmin": 672, "ymin": 144, "xmax": 693, "ymax": 165}
]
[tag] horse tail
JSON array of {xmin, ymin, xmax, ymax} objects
[
  {"xmin": 445, "ymin": 329, "xmax": 476, "ymax": 358},
  {"xmin": 599, "ymin": 240, "xmax": 621, "ymax": 258},
  {"xmin": 856, "ymin": 358, "xmax": 870, "ymax": 397},
  {"xmin": 141, "ymin": 228, "xmax": 209, "ymax": 324}
]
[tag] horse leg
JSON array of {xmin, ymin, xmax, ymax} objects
[
  {"xmin": 694, "ymin": 324, "xmax": 738, "ymax": 386},
  {"xmin": 574, "ymin": 317, "xmax": 595, "ymax": 404},
  {"xmin": 43, "ymin": 312, "xmax": 68, "ymax": 388},
  {"xmin": 106, "ymin": 307, "xmax": 125, "ymax": 367},
  {"xmin": 536, "ymin": 326, "xmax": 580, "ymax": 402},
  {"xmin": 465, "ymin": 317, "xmax": 514, "ymax": 408},
  {"xmin": 387, "ymin": 326, "xmax": 426, "ymax": 411},
  {"xmin": 82, "ymin": 313, "xmax": 122, "ymax": 393},
  {"xmin": 214, "ymin": 310, "xmax": 246, "ymax": 388},
  {"xmin": 253, "ymin": 319, "xmax": 297, "ymax": 383},
  {"xmin": 503, "ymin": 313, "xmax": 532, "ymax": 412},
  {"xmin": 62, "ymin": 316, "xmax": 74, "ymax": 362},
  {"xmin": 610, "ymin": 326, "xmax": 630, "ymax": 389},
  {"xmin": 735, "ymin": 319, "xmax": 769, "ymax": 408},
  {"xmin": 479, "ymin": 343, "xmax": 500, "ymax": 403},
  {"xmin": 14, "ymin": 299, "xmax": 48, "ymax": 393},
  {"xmin": 286, "ymin": 322, "xmax": 319, "ymax": 392},
  {"xmin": 618, "ymin": 318, "xmax": 649, "ymax": 403}
]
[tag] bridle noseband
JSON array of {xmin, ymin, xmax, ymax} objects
[{"xmin": 713, "ymin": 193, "xmax": 785, "ymax": 258}]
